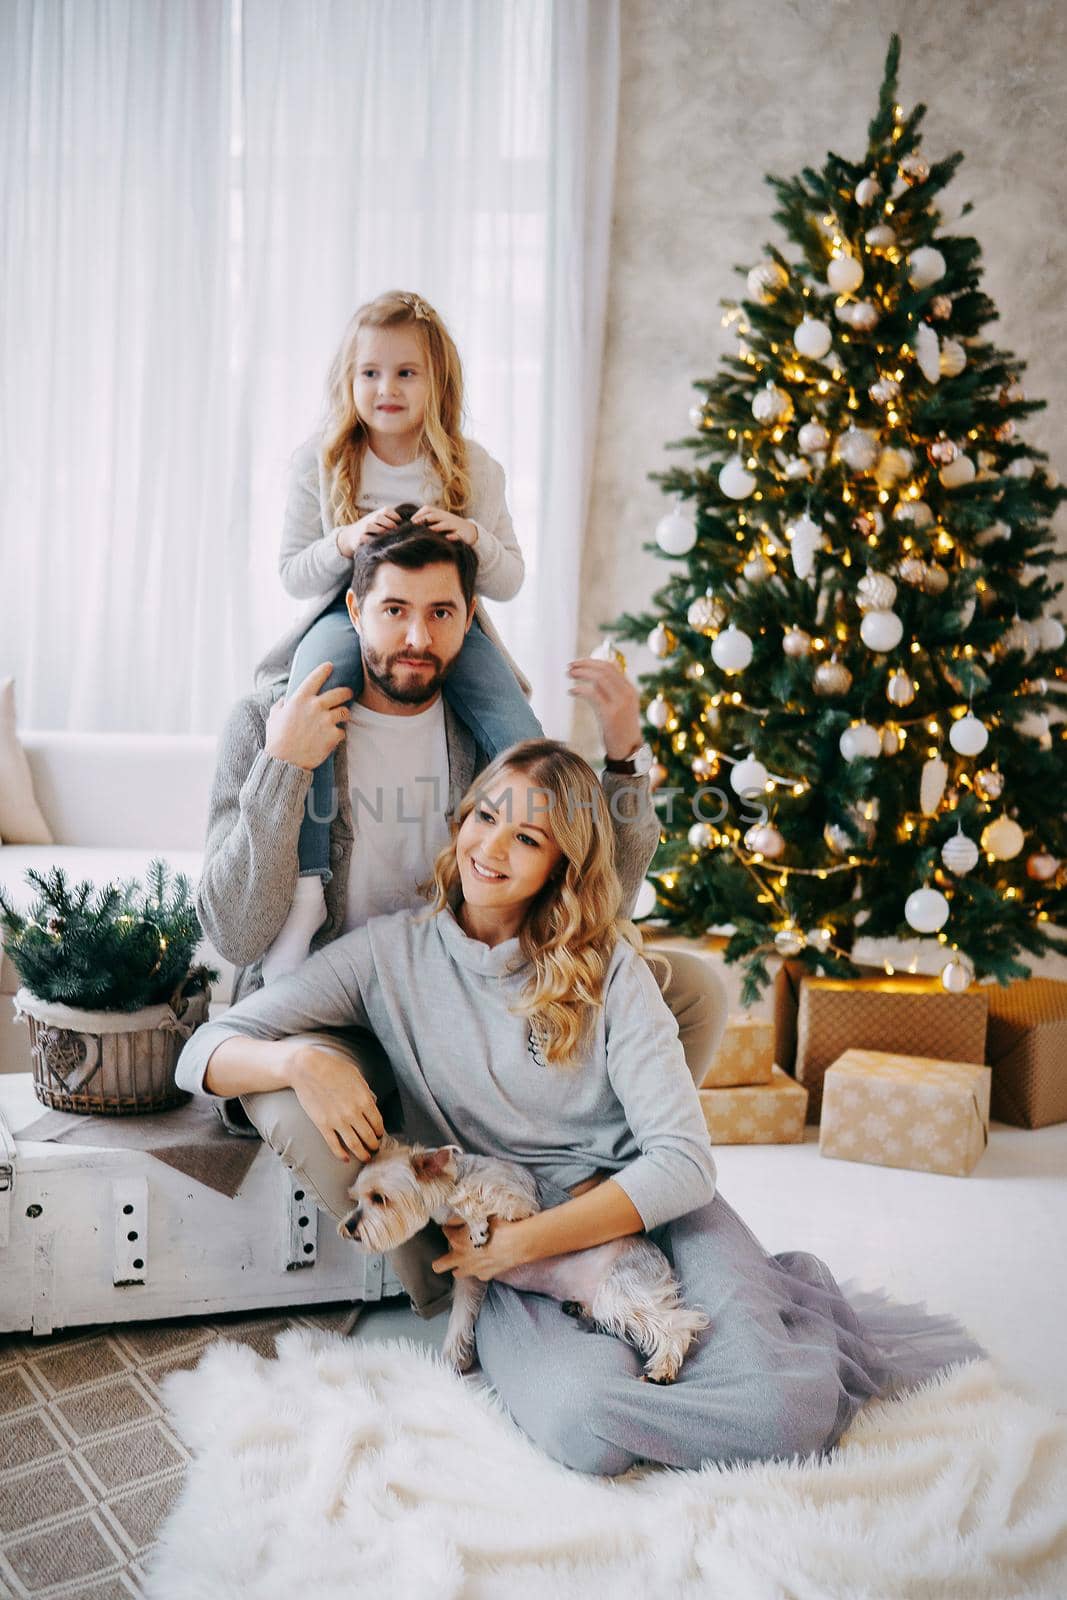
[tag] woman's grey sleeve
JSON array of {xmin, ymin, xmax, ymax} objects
[
  {"xmin": 602, "ymin": 950, "xmax": 718, "ymax": 1230},
  {"xmin": 175, "ymin": 939, "xmax": 372, "ymax": 1096}
]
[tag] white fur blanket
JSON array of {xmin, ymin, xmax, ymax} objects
[{"xmin": 147, "ymin": 1330, "xmax": 1067, "ymax": 1600}]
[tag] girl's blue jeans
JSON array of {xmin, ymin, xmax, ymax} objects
[{"xmin": 289, "ymin": 591, "xmax": 542, "ymax": 878}]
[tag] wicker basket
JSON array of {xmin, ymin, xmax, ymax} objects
[{"xmin": 13, "ymin": 978, "xmax": 212, "ymax": 1115}]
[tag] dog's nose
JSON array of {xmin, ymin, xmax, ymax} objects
[{"xmin": 342, "ymin": 1208, "xmax": 362, "ymax": 1237}]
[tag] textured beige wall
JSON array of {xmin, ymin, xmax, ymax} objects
[{"xmin": 575, "ymin": 0, "xmax": 1067, "ymax": 750}]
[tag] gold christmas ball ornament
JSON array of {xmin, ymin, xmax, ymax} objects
[
  {"xmin": 941, "ymin": 952, "xmax": 975, "ymax": 994},
  {"xmin": 886, "ymin": 667, "xmax": 916, "ymax": 706},
  {"xmin": 752, "ymin": 382, "xmax": 795, "ymax": 424},
  {"xmin": 857, "ymin": 570, "xmax": 898, "ymax": 612},
  {"xmin": 687, "ymin": 594, "xmax": 726, "ymax": 632},
  {"xmin": 927, "ymin": 436, "xmax": 958, "ymax": 467},
  {"xmin": 898, "ymin": 556, "xmax": 928, "ymax": 588},
  {"xmin": 1026, "ymin": 852, "xmax": 1060, "ymax": 881},
  {"xmin": 852, "ymin": 511, "xmax": 878, "ymax": 539},
  {"xmin": 774, "ymin": 928, "xmax": 807, "ymax": 957},
  {"xmin": 814, "ymin": 657, "xmax": 853, "ymax": 696},
  {"xmin": 647, "ymin": 624, "xmax": 677, "ymax": 658},
  {"xmin": 981, "ymin": 815, "xmax": 1025, "ymax": 861},
  {"xmin": 646, "ymin": 695, "xmax": 673, "ymax": 730},
  {"xmin": 691, "ymin": 752, "xmax": 719, "ymax": 780},
  {"xmin": 783, "ymin": 627, "xmax": 813, "ymax": 659},
  {"xmin": 881, "ymin": 725, "xmax": 901, "ymax": 756},
  {"xmin": 899, "ymin": 153, "xmax": 930, "ymax": 186},
  {"xmin": 939, "ymin": 339, "xmax": 968, "ymax": 379},
  {"xmin": 823, "ymin": 822, "xmax": 852, "ymax": 855},
  {"xmin": 869, "ymin": 377, "xmax": 901, "ymax": 406},
  {"xmin": 744, "ymin": 823, "xmax": 785, "ymax": 859},
  {"xmin": 746, "ymin": 259, "xmax": 789, "ymax": 303},
  {"xmin": 999, "ymin": 380, "xmax": 1026, "ymax": 406},
  {"xmin": 923, "ymin": 563, "xmax": 950, "ymax": 596},
  {"xmin": 974, "ymin": 768, "xmax": 1004, "ymax": 803},
  {"xmin": 874, "ymin": 447, "xmax": 914, "ymax": 489},
  {"xmin": 742, "ymin": 553, "xmax": 774, "ymax": 586},
  {"xmin": 930, "ymin": 294, "xmax": 953, "ymax": 320},
  {"xmin": 993, "ymin": 419, "xmax": 1016, "ymax": 444}
]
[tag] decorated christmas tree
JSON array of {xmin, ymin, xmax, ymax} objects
[{"xmin": 608, "ymin": 34, "xmax": 1067, "ymax": 1004}]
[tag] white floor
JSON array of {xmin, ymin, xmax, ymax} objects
[{"xmin": 350, "ymin": 1120, "xmax": 1067, "ymax": 1417}]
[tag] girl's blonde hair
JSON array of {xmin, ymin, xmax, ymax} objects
[
  {"xmin": 320, "ymin": 290, "xmax": 471, "ymax": 526},
  {"xmin": 427, "ymin": 740, "xmax": 643, "ymax": 1067}
]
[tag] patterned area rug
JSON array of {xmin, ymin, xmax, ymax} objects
[{"xmin": 0, "ymin": 1304, "xmax": 359, "ymax": 1598}]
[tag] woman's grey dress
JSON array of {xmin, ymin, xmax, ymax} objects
[{"xmin": 176, "ymin": 904, "xmax": 985, "ymax": 1477}]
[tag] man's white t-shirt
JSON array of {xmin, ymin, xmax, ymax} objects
[
  {"xmin": 343, "ymin": 696, "xmax": 451, "ymax": 927},
  {"xmin": 260, "ymin": 693, "xmax": 451, "ymax": 983}
]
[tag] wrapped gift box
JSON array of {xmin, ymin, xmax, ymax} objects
[
  {"xmin": 985, "ymin": 978, "xmax": 1067, "ymax": 1128},
  {"xmin": 820, "ymin": 1048, "xmax": 991, "ymax": 1177},
  {"xmin": 775, "ymin": 969, "xmax": 988, "ymax": 1124},
  {"xmin": 699, "ymin": 1066, "xmax": 808, "ymax": 1144},
  {"xmin": 699, "ymin": 1014, "xmax": 774, "ymax": 1088}
]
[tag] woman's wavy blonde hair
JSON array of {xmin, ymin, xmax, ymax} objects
[
  {"xmin": 426, "ymin": 740, "xmax": 644, "ymax": 1067},
  {"xmin": 321, "ymin": 290, "xmax": 471, "ymax": 527}
]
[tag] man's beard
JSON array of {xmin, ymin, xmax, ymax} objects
[{"xmin": 361, "ymin": 641, "xmax": 455, "ymax": 706}]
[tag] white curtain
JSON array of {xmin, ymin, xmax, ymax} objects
[{"xmin": 0, "ymin": 0, "xmax": 619, "ymax": 738}]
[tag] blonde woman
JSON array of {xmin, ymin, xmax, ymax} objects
[
  {"xmin": 256, "ymin": 289, "xmax": 540, "ymax": 900},
  {"xmin": 176, "ymin": 741, "xmax": 983, "ymax": 1476}
]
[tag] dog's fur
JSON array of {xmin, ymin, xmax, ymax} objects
[{"xmin": 340, "ymin": 1135, "xmax": 709, "ymax": 1382}]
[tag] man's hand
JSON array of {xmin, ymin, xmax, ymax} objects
[
  {"xmin": 567, "ymin": 657, "xmax": 643, "ymax": 762},
  {"xmin": 287, "ymin": 1041, "xmax": 385, "ymax": 1163},
  {"xmin": 410, "ymin": 505, "xmax": 478, "ymax": 546},
  {"xmin": 265, "ymin": 662, "xmax": 352, "ymax": 771},
  {"xmin": 432, "ymin": 1216, "xmax": 529, "ymax": 1281},
  {"xmin": 335, "ymin": 505, "xmax": 403, "ymax": 559}
]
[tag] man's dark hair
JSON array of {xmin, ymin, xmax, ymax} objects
[{"xmin": 349, "ymin": 503, "xmax": 478, "ymax": 610}]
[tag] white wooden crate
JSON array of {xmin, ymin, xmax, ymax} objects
[{"xmin": 0, "ymin": 1074, "xmax": 405, "ymax": 1335}]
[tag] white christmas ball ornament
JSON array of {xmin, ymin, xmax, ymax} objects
[
  {"xmin": 941, "ymin": 829, "xmax": 980, "ymax": 875},
  {"xmin": 744, "ymin": 823, "xmax": 785, "ymax": 859},
  {"xmin": 647, "ymin": 623, "xmax": 677, "ymax": 658},
  {"xmin": 857, "ymin": 570, "xmax": 898, "ymax": 612},
  {"xmin": 915, "ymin": 322, "xmax": 941, "ymax": 384},
  {"xmin": 688, "ymin": 822, "xmax": 715, "ymax": 850},
  {"xmin": 949, "ymin": 713, "xmax": 988, "ymax": 756},
  {"xmin": 941, "ymin": 952, "xmax": 976, "ymax": 993},
  {"xmin": 939, "ymin": 339, "xmax": 967, "ymax": 378},
  {"xmin": 836, "ymin": 426, "xmax": 880, "ymax": 473},
  {"xmin": 797, "ymin": 420, "xmax": 831, "ymax": 454},
  {"xmin": 787, "ymin": 514, "xmax": 825, "ymax": 581},
  {"xmin": 688, "ymin": 404, "xmax": 707, "ymax": 429},
  {"xmin": 718, "ymin": 455, "xmax": 756, "ymax": 500},
  {"xmin": 939, "ymin": 453, "xmax": 975, "ymax": 489},
  {"xmin": 860, "ymin": 609, "xmax": 904, "ymax": 652},
  {"xmin": 908, "ymin": 246, "xmax": 947, "ymax": 289},
  {"xmin": 655, "ymin": 506, "xmax": 697, "ymax": 555},
  {"xmin": 894, "ymin": 499, "xmax": 934, "ymax": 530},
  {"xmin": 742, "ymin": 553, "xmax": 773, "ymax": 585},
  {"xmin": 855, "ymin": 174, "xmax": 881, "ymax": 206},
  {"xmin": 864, "ymin": 224, "xmax": 897, "ymax": 250},
  {"xmin": 839, "ymin": 722, "xmax": 882, "ymax": 762},
  {"xmin": 646, "ymin": 695, "xmax": 672, "ymax": 730},
  {"xmin": 1039, "ymin": 616, "xmax": 1066, "ymax": 651},
  {"xmin": 687, "ymin": 594, "xmax": 725, "ymax": 631},
  {"xmin": 752, "ymin": 383, "xmax": 794, "ymax": 423},
  {"xmin": 633, "ymin": 879, "xmax": 658, "ymax": 920},
  {"xmin": 711, "ymin": 625, "xmax": 753, "ymax": 674},
  {"xmin": 730, "ymin": 754, "xmax": 769, "ymax": 797},
  {"xmin": 793, "ymin": 317, "xmax": 832, "ymax": 359},
  {"xmin": 982, "ymin": 815, "xmax": 1025, "ymax": 860},
  {"xmin": 827, "ymin": 254, "xmax": 864, "ymax": 294},
  {"xmin": 905, "ymin": 886, "xmax": 950, "ymax": 934}
]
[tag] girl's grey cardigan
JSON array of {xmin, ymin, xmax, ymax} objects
[{"xmin": 176, "ymin": 905, "xmax": 718, "ymax": 1233}]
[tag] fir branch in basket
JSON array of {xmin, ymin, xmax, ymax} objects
[{"xmin": 0, "ymin": 859, "xmax": 220, "ymax": 1012}]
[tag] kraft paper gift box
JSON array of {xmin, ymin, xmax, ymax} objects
[
  {"xmin": 775, "ymin": 970, "xmax": 988, "ymax": 1124},
  {"xmin": 699, "ymin": 1014, "xmax": 774, "ymax": 1088},
  {"xmin": 699, "ymin": 1066, "xmax": 809, "ymax": 1144},
  {"xmin": 819, "ymin": 1049, "xmax": 991, "ymax": 1177},
  {"xmin": 985, "ymin": 977, "xmax": 1067, "ymax": 1128}
]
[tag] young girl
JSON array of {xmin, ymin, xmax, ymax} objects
[
  {"xmin": 257, "ymin": 289, "xmax": 541, "ymax": 885},
  {"xmin": 177, "ymin": 740, "xmax": 984, "ymax": 1477}
]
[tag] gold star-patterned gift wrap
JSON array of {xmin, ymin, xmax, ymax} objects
[
  {"xmin": 699, "ymin": 1066, "xmax": 809, "ymax": 1144},
  {"xmin": 819, "ymin": 1049, "xmax": 991, "ymax": 1177},
  {"xmin": 698, "ymin": 1014, "xmax": 775, "ymax": 1088}
]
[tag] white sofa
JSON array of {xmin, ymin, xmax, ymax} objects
[{"xmin": 0, "ymin": 731, "xmax": 236, "ymax": 1074}]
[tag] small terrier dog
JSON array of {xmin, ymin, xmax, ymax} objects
[{"xmin": 340, "ymin": 1135, "xmax": 708, "ymax": 1383}]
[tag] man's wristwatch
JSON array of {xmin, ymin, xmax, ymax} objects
[{"xmin": 604, "ymin": 742, "xmax": 654, "ymax": 777}]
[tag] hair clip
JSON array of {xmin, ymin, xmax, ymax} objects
[{"xmin": 399, "ymin": 293, "xmax": 431, "ymax": 321}]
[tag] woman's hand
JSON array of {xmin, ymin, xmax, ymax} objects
[
  {"xmin": 410, "ymin": 505, "xmax": 479, "ymax": 546},
  {"xmin": 335, "ymin": 505, "xmax": 403, "ymax": 558},
  {"xmin": 287, "ymin": 1042, "xmax": 385, "ymax": 1163},
  {"xmin": 432, "ymin": 1217, "xmax": 529, "ymax": 1281}
]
